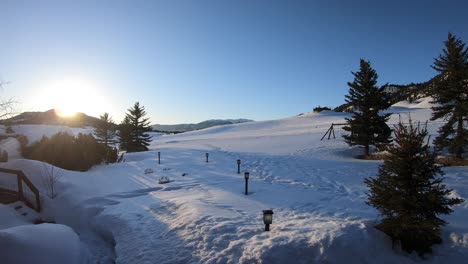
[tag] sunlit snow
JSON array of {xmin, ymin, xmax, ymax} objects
[{"xmin": 1, "ymin": 97, "xmax": 466, "ymax": 263}]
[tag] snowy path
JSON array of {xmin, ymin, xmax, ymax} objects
[
  {"xmin": 52, "ymin": 148, "xmax": 370, "ymax": 263},
  {"xmin": 46, "ymin": 146, "xmax": 463, "ymax": 264}
]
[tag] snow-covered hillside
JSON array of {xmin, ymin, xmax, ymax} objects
[
  {"xmin": 152, "ymin": 118, "xmax": 254, "ymax": 133},
  {"xmin": 1, "ymin": 97, "xmax": 467, "ymax": 264}
]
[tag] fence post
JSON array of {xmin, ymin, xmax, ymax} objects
[
  {"xmin": 36, "ymin": 193, "xmax": 41, "ymax": 212},
  {"xmin": 17, "ymin": 173, "xmax": 23, "ymax": 201}
]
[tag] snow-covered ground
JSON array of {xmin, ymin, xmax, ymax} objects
[{"xmin": 0, "ymin": 97, "xmax": 467, "ymax": 263}]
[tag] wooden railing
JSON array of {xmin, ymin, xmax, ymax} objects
[{"xmin": 0, "ymin": 168, "xmax": 41, "ymax": 212}]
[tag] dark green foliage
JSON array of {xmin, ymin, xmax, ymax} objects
[
  {"xmin": 93, "ymin": 112, "xmax": 118, "ymax": 146},
  {"xmin": 107, "ymin": 146, "xmax": 118, "ymax": 163},
  {"xmin": 430, "ymin": 33, "xmax": 468, "ymax": 158},
  {"xmin": 333, "ymin": 103, "xmax": 352, "ymax": 113},
  {"xmin": 343, "ymin": 59, "xmax": 392, "ymax": 156},
  {"xmin": 93, "ymin": 112, "xmax": 118, "ymax": 163},
  {"xmin": 22, "ymin": 132, "xmax": 113, "ymax": 171},
  {"xmin": 119, "ymin": 102, "xmax": 152, "ymax": 152},
  {"xmin": 118, "ymin": 116, "xmax": 133, "ymax": 152},
  {"xmin": 365, "ymin": 118, "xmax": 464, "ymax": 255},
  {"xmin": 73, "ymin": 133, "xmax": 107, "ymax": 169},
  {"xmin": 313, "ymin": 106, "xmax": 332, "ymax": 113}
]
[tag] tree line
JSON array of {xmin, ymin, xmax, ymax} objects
[
  {"xmin": 21, "ymin": 101, "xmax": 152, "ymax": 171},
  {"xmin": 93, "ymin": 101, "xmax": 153, "ymax": 153},
  {"xmin": 342, "ymin": 33, "xmax": 466, "ymax": 255},
  {"xmin": 343, "ymin": 32, "xmax": 467, "ymax": 160}
]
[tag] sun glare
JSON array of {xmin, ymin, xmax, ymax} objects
[
  {"xmin": 56, "ymin": 108, "xmax": 77, "ymax": 117},
  {"xmin": 38, "ymin": 77, "xmax": 110, "ymax": 118}
]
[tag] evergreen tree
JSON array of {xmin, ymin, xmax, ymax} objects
[
  {"xmin": 120, "ymin": 102, "xmax": 152, "ymax": 152},
  {"xmin": 93, "ymin": 112, "xmax": 117, "ymax": 147},
  {"xmin": 364, "ymin": 117, "xmax": 464, "ymax": 255},
  {"xmin": 343, "ymin": 59, "xmax": 392, "ymax": 156},
  {"xmin": 431, "ymin": 33, "xmax": 468, "ymax": 158},
  {"xmin": 93, "ymin": 113, "xmax": 118, "ymax": 163},
  {"xmin": 118, "ymin": 115, "xmax": 133, "ymax": 152}
]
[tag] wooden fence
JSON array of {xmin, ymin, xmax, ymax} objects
[{"xmin": 0, "ymin": 168, "xmax": 41, "ymax": 212}]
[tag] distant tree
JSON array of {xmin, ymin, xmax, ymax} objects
[
  {"xmin": 313, "ymin": 106, "xmax": 332, "ymax": 113},
  {"xmin": 74, "ymin": 133, "xmax": 106, "ymax": 169},
  {"xmin": 120, "ymin": 102, "xmax": 152, "ymax": 152},
  {"xmin": 118, "ymin": 115, "xmax": 133, "ymax": 152},
  {"xmin": 342, "ymin": 59, "xmax": 392, "ymax": 156},
  {"xmin": 430, "ymin": 33, "xmax": 468, "ymax": 158},
  {"xmin": 93, "ymin": 113, "xmax": 117, "ymax": 147},
  {"xmin": 93, "ymin": 112, "xmax": 118, "ymax": 163},
  {"xmin": 365, "ymin": 117, "xmax": 464, "ymax": 255}
]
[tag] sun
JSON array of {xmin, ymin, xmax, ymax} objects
[
  {"xmin": 55, "ymin": 108, "xmax": 77, "ymax": 117},
  {"xmin": 39, "ymin": 77, "xmax": 110, "ymax": 118}
]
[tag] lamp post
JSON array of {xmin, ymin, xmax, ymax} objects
[
  {"xmin": 244, "ymin": 172, "xmax": 249, "ymax": 195},
  {"xmin": 158, "ymin": 152, "xmax": 161, "ymax": 164},
  {"xmin": 262, "ymin": 210, "xmax": 274, "ymax": 231},
  {"xmin": 205, "ymin": 153, "xmax": 209, "ymax": 163},
  {"xmin": 237, "ymin": 159, "xmax": 241, "ymax": 174}
]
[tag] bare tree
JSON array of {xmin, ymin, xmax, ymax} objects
[
  {"xmin": 0, "ymin": 81, "xmax": 17, "ymax": 120},
  {"xmin": 41, "ymin": 164, "xmax": 63, "ymax": 199}
]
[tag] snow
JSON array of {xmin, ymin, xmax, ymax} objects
[
  {"xmin": 0, "ymin": 98, "xmax": 467, "ymax": 263},
  {"xmin": 4, "ymin": 124, "xmax": 94, "ymax": 145},
  {"xmin": 0, "ymin": 223, "xmax": 81, "ymax": 264},
  {"xmin": 0, "ymin": 137, "xmax": 21, "ymax": 159},
  {"xmin": 0, "ymin": 205, "xmax": 29, "ymax": 229},
  {"xmin": 391, "ymin": 96, "xmax": 434, "ymax": 109}
]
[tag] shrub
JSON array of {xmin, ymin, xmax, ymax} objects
[
  {"xmin": 5, "ymin": 125, "xmax": 14, "ymax": 134},
  {"xmin": 22, "ymin": 132, "xmax": 114, "ymax": 171},
  {"xmin": 313, "ymin": 106, "xmax": 332, "ymax": 113},
  {"xmin": 41, "ymin": 164, "xmax": 62, "ymax": 199},
  {"xmin": 365, "ymin": 118, "xmax": 464, "ymax": 255}
]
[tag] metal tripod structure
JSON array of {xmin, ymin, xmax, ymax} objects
[{"xmin": 320, "ymin": 123, "xmax": 347, "ymax": 141}]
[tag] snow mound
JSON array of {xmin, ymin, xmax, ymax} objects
[
  {"xmin": 0, "ymin": 223, "xmax": 81, "ymax": 264},
  {"xmin": 0, "ymin": 205, "xmax": 29, "ymax": 229}
]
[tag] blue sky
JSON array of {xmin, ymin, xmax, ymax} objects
[{"xmin": 1, "ymin": 0, "xmax": 467, "ymax": 124}]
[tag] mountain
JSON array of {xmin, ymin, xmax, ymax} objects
[
  {"xmin": 152, "ymin": 119, "xmax": 253, "ymax": 133},
  {"xmin": 4, "ymin": 110, "xmax": 253, "ymax": 132},
  {"xmin": 2, "ymin": 109, "xmax": 100, "ymax": 127}
]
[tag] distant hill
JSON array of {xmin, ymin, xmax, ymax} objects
[
  {"xmin": 2, "ymin": 109, "xmax": 100, "ymax": 127},
  {"xmin": 3, "ymin": 110, "xmax": 253, "ymax": 132},
  {"xmin": 152, "ymin": 119, "xmax": 253, "ymax": 133}
]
